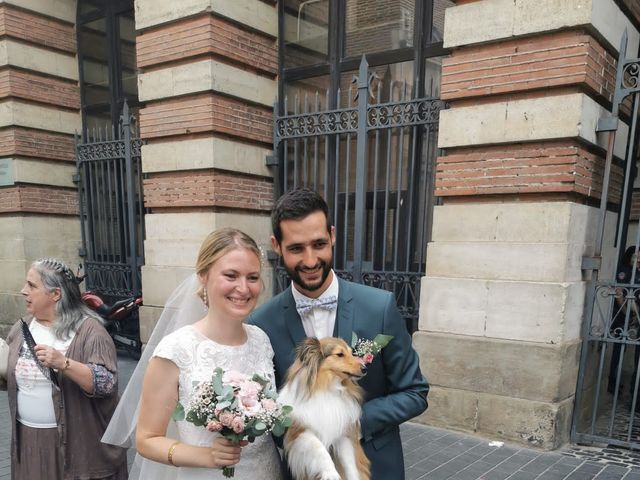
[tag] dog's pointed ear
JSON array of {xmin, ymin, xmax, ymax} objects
[
  {"xmin": 296, "ymin": 337, "xmax": 322, "ymax": 362},
  {"xmin": 295, "ymin": 337, "xmax": 323, "ymax": 394}
]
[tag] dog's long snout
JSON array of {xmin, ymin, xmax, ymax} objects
[{"xmin": 360, "ymin": 364, "xmax": 367, "ymax": 375}]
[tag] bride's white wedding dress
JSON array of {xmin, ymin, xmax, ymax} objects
[{"xmin": 152, "ymin": 323, "xmax": 282, "ymax": 480}]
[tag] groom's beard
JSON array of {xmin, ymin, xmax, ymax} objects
[{"xmin": 284, "ymin": 259, "xmax": 333, "ymax": 293}]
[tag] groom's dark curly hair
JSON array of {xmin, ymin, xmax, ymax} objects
[{"xmin": 271, "ymin": 188, "xmax": 331, "ymax": 243}]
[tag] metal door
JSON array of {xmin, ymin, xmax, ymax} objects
[
  {"xmin": 572, "ymin": 31, "xmax": 640, "ymax": 449},
  {"xmin": 75, "ymin": 101, "xmax": 145, "ymax": 299},
  {"xmin": 272, "ymin": 56, "xmax": 445, "ymax": 332}
]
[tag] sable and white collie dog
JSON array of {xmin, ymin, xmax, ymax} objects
[{"xmin": 279, "ymin": 337, "xmax": 370, "ymax": 480}]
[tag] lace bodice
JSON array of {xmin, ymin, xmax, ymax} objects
[{"xmin": 153, "ymin": 324, "xmax": 282, "ymax": 480}]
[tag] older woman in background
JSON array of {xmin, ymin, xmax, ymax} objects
[{"xmin": 4, "ymin": 258, "xmax": 127, "ymax": 479}]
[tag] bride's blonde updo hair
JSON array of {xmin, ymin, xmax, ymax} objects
[{"xmin": 195, "ymin": 228, "xmax": 262, "ymax": 304}]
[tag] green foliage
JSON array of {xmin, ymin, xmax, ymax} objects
[
  {"xmin": 373, "ymin": 334, "xmax": 393, "ymax": 348},
  {"xmin": 172, "ymin": 402, "xmax": 185, "ymax": 422},
  {"xmin": 251, "ymin": 373, "xmax": 270, "ymax": 387},
  {"xmin": 212, "ymin": 368, "xmax": 225, "ymax": 394},
  {"xmin": 186, "ymin": 410, "xmax": 205, "ymax": 427},
  {"xmin": 271, "ymin": 423, "xmax": 285, "ymax": 437}
]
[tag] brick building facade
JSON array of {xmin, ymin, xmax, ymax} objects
[
  {"xmin": 1, "ymin": 0, "xmax": 639, "ymax": 451},
  {"xmin": 0, "ymin": 0, "xmax": 80, "ymax": 330},
  {"xmin": 415, "ymin": 0, "xmax": 640, "ymax": 450}
]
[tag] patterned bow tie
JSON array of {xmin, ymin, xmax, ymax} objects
[{"xmin": 295, "ymin": 295, "xmax": 338, "ymax": 316}]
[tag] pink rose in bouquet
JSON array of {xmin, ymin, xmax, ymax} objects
[
  {"xmin": 218, "ymin": 411, "xmax": 235, "ymax": 428},
  {"xmin": 231, "ymin": 415, "xmax": 245, "ymax": 434},
  {"xmin": 261, "ymin": 398, "xmax": 277, "ymax": 412},
  {"xmin": 237, "ymin": 380, "xmax": 261, "ymax": 409},
  {"xmin": 173, "ymin": 368, "xmax": 292, "ymax": 478},
  {"xmin": 206, "ymin": 420, "xmax": 223, "ymax": 432},
  {"xmin": 222, "ymin": 370, "xmax": 247, "ymax": 384}
]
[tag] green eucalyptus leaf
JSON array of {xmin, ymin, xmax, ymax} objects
[
  {"xmin": 271, "ymin": 423, "xmax": 285, "ymax": 437},
  {"xmin": 351, "ymin": 332, "xmax": 358, "ymax": 347},
  {"xmin": 251, "ymin": 373, "xmax": 269, "ymax": 387},
  {"xmin": 186, "ymin": 411, "xmax": 205, "ymax": 427},
  {"xmin": 172, "ymin": 402, "xmax": 185, "ymax": 421},
  {"xmin": 373, "ymin": 334, "xmax": 394, "ymax": 348},
  {"xmin": 212, "ymin": 369, "xmax": 224, "ymax": 395},
  {"xmin": 220, "ymin": 386, "xmax": 234, "ymax": 398}
]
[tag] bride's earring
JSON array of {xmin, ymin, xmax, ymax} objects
[{"xmin": 203, "ymin": 288, "xmax": 208, "ymax": 308}]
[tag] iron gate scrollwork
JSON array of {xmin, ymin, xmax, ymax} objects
[
  {"xmin": 75, "ymin": 101, "xmax": 145, "ymax": 299},
  {"xmin": 272, "ymin": 56, "xmax": 445, "ymax": 333},
  {"xmin": 572, "ymin": 31, "xmax": 640, "ymax": 449}
]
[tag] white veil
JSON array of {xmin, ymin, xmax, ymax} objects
[{"xmin": 102, "ymin": 273, "xmax": 206, "ymax": 479}]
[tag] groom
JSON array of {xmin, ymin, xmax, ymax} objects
[{"xmin": 249, "ymin": 188, "xmax": 429, "ymax": 480}]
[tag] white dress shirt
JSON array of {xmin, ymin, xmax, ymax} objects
[{"xmin": 291, "ymin": 271, "xmax": 339, "ymax": 339}]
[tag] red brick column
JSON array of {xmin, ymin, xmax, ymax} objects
[
  {"xmin": 0, "ymin": 2, "xmax": 81, "ymax": 332},
  {"xmin": 438, "ymin": 30, "xmax": 619, "ymax": 201},
  {"xmin": 413, "ymin": 0, "xmax": 639, "ymax": 449},
  {"xmin": 0, "ymin": 4, "xmax": 79, "ymax": 216},
  {"xmin": 133, "ymin": 1, "xmax": 278, "ymax": 340}
]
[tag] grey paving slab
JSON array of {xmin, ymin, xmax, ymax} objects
[
  {"xmin": 564, "ymin": 462, "xmax": 608, "ymax": 479},
  {"xmin": 595, "ymin": 465, "xmax": 633, "ymax": 479},
  {"xmin": 535, "ymin": 462, "xmax": 581, "ymax": 479},
  {"xmin": 520, "ymin": 455, "xmax": 565, "ymax": 474}
]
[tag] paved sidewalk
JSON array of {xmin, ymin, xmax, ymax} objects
[
  {"xmin": 2, "ymin": 355, "xmax": 640, "ymax": 479},
  {"xmin": 401, "ymin": 423, "xmax": 640, "ymax": 480}
]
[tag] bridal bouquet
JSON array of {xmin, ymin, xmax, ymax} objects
[{"xmin": 173, "ymin": 368, "xmax": 292, "ymax": 478}]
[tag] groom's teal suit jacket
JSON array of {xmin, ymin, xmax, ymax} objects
[{"xmin": 248, "ymin": 277, "xmax": 429, "ymax": 480}]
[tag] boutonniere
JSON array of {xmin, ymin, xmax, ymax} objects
[{"xmin": 351, "ymin": 332, "xmax": 393, "ymax": 364}]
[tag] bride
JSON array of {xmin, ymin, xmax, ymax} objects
[{"xmin": 103, "ymin": 228, "xmax": 283, "ymax": 480}]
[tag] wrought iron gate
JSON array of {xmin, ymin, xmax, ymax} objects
[
  {"xmin": 572, "ymin": 31, "xmax": 640, "ymax": 449},
  {"xmin": 75, "ymin": 102, "xmax": 145, "ymax": 299},
  {"xmin": 272, "ymin": 56, "xmax": 445, "ymax": 333}
]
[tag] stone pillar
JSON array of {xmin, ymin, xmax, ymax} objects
[
  {"xmin": 133, "ymin": 0, "xmax": 278, "ymax": 342},
  {"xmin": 413, "ymin": 0, "xmax": 639, "ymax": 449},
  {"xmin": 0, "ymin": 0, "xmax": 81, "ymax": 335}
]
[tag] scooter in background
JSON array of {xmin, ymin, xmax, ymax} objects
[{"xmin": 76, "ymin": 266, "xmax": 143, "ymax": 359}]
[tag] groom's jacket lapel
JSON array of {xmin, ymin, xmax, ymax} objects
[
  {"xmin": 283, "ymin": 278, "xmax": 354, "ymax": 346},
  {"xmin": 281, "ymin": 278, "xmax": 354, "ymax": 346},
  {"xmin": 335, "ymin": 278, "xmax": 354, "ymax": 345},
  {"xmin": 283, "ymin": 286, "xmax": 306, "ymax": 347}
]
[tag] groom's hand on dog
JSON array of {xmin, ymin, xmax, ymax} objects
[{"xmin": 208, "ymin": 437, "xmax": 249, "ymax": 468}]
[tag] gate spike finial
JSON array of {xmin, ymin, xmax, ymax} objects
[
  {"xmin": 358, "ymin": 55, "xmax": 369, "ymax": 89},
  {"xmin": 619, "ymin": 29, "xmax": 628, "ymax": 61}
]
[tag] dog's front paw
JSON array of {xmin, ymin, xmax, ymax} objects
[{"xmin": 319, "ymin": 471, "xmax": 342, "ymax": 480}]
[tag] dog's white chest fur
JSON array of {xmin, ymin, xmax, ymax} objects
[{"xmin": 280, "ymin": 379, "xmax": 362, "ymax": 447}]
